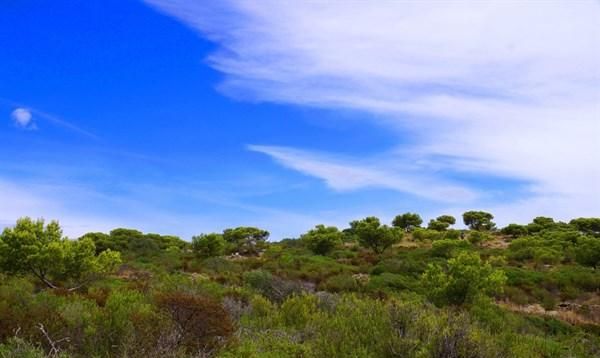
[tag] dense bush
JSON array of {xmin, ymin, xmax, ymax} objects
[
  {"xmin": 300, "ymin": 225, "xmax": 343, "ymax": 255},
  {"xmin": 422, "ymin": 252, "xmax": 506, "ymax": 306},
  {"xmin": 349, "ymin": 217, "xmax": 402, "ymax": 254},
  {"xmin": 191, "ymin": 233, "xmax": 226, "ymax": 257},
  {"xmin": 430, "ymin": 239, "xmax": 470, "ymax": 258}
]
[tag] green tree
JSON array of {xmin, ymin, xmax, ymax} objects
[
  {"xmin": 192, "ymin": 233, "xmax": 226, "ymax": 257},
  {"xmin": 427, "ymin": 220, "xmax": 450, "ymax": 231},
  {"xmin": 222, "ymin": 226, "xmax": 269, "ymax": 255},
  {"xmin": 500, "ymin": 224, "xmax": 528, "ymax": 238},
  {"xmin": 462, "ymin": 211, "xmax": 495, "ymax": 231},
  {"xmin": 575, "ymin": 237, "xmax": 600, "ymax": 268},
  {"xmin": 467, "ymin": 231, "xmax": 491, "ymax": 246},
  {"xmin": 350, "ymin": 217, "xmax": 402, "ymax": 254},
  {"xmin": 532, "ymin": 216, "xmax": 555, "ymax": 227},
  {"xmin": 301, "ymin": 225, "xmax": 343, "ymax": 255},
  {"xmin": 392, "ymin": 212, "xmax": 423, "ymax": 232},
  {"xmin": 0, "ymin": 217, "xmax": 121, "ymax": 290},
  {"xmin": 422, "ymin": 252, "xmax": 506, "ymax": 306},
  {"xmin": 570, "ymin": 218, "xmax": 600, "ymax": 237},
  {"xmin": 436, "ymin": 215, "xmax": 456, "ymax": 225}
]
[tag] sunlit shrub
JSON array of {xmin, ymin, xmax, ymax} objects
[
  {"xmin": 430, "ymin": 239, "xmax": 470, "ymax": 258},
  {"xmin": 319, "ymin": 274, "xmax": 360, "ymax": 292}
]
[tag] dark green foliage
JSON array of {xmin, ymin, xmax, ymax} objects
[
  {"xmin": 427, "ymin": 219, "xmax": 450, "ymax": 231},
  {"xmin": 462, "ymin": 210, "xmax": 496, "ymax": 231},
  {"xmin": 191, "ymin": 233, "xmax": 225, "ymax": 257},
  {"xmin": 300, "ymin": 224, "xmax": 342, "ymax": 255},
  {"xmin": 244, "ymin": 270, "xmax": 305, "ymax": 302},
  {"xmin": 437, "ymin": 215, "xmax": 457, "ymax": 225},
  {"xmin": 367, "ymin": 273, "xmax": 414, "ymax": 292},
  {"xmin": 467, "ymin": 230, "xmax": 491, "ymax": 246},
  {"xmin": 413, "ymin": 228, "xmax": 439, "ymax": 241},
  {"xmin": 83, "ymin": 228, "xmax": 187, "ymax": 259},
  {"xmin": 320, "ymin": 274, "xmax": 360, "ymax": 292},
  {"xmin": 430, "ymin": 239, "xmax": 470, "ymax": 258},
  {"xmin": 501, "ymin": 223, "xmax": 528, "ymax": 238},
  {"xmin": 392, "ymin": 212, "xmax": 423, "ymax": 232},
  {"xmin": 570, "ymin": 217, "xmax": 600, "ymax": 236},
  {"xmin": 427, "ymin": 215, "xmax": 457, "ymax": 231},
  {"xmin": 223, "ymin": 226, "xmax": 269, "ymax": 255},
  {"xmin": 349, "ymin": 217, "xmax": 402, "ymax": 254},
  {"xmin": 575, "ymin": 236, "xmax": 600, "ymax": 267}
]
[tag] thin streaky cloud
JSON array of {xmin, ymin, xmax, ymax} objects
[{"xmin": 248, "ymin": 144, "xmax": 478, "ymax": 203}]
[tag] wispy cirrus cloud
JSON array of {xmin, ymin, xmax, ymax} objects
[
  {"xmin": 146, "ymin": 0, "xmax": 600, "ymax": 220},
  {"xmin": 248, "ymin": 144, "xmax": 477, "ymax": 203}
]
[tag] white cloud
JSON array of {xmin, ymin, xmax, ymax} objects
[
  {"xmin": 11, "ymin": 108, "xmax": 35, "ymax": 129},
  {"xmin": 146, "ymin": 0, "xmax": 600, "ymax": 218},
  {"xmin": 248, "ymin": 144, "xmax": 477, "ymax": 202}
]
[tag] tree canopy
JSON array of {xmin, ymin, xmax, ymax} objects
[
  {"xmin": 392, "ymin": 213, "xmax": 423, "ymax": 232},
  {"xmin": 192, "ymin": 233, "xmax": 226, "ymax": 257},
  {"xmin": 222, "ymin": 227, "xmax": 269, "ymax": 255},
  {"xmin": 0, "ymin": 218, "xmax": 121, "ymax": 290},
  {"xmin": 300, "ymin": 225, "xmax": 343, "ymax": 255},
  {"xmin": 462, "ymin": 211, "xmax": 495, "ymax": 231},
  {"xmin": 422, "ymin": 252, "xmax": 506, "ymax": 306},
  {"xmin": 350, "ymin": 217, "xmax": 402, "ymax": 254}
]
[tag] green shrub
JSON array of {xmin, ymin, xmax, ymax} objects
[
  {"xmin": 244, "ymin": 270, "xmax": 305, "ymax": 302},
  {"xmin": 300, "ymin": 225, "xmax": 343, "ymax": 255},
  {"xmin": 366, "ymin": 273, "xmax": 414, "ymax": 292},
  {"xmin": 467, "ymin": 231, "xmax": 491, "ymax": 246},
  {"xmin": 430, "ymin": 239, "xmax": 469, "ymax": 258},
  {"xmin": 412, "ymin": 228, "xmax": 444, "ymax": 241},
  {"xmin": 422, "ymin": 252, "xmax": 507, "ymax": 306},
  {"xmin": 320, "ymin": 274, "xmax": 360, "ymax": 292},
  {"xmin": 0, "ymin": 338, "xmax": 49, "ymax": 358},
  {"xmin": 575, "ymin": 236, "xmax": 600, "ymax": 267},
  {"xmin": 191, "ymin": 233, "xmax": 226, "ymax": 257}
]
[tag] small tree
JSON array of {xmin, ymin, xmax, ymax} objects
[
  {"xmin": 192, "ymin": 233, "xmax": 226, "ymax": 257},
  {"xmin": 0, "ymin": 217, "xmax": 121, "ymax": 290},
  {"xmin": 428, "ymin": 220, "xmax": 450, "ymax": 231},
  {"xmin": 392, "ymin": 213, "xmax": 423, "ymax": 232},
  {"xmin": 301, "ymin": 225, "xmax": 343, "ymax": 255},
  {"xmin": 222, "ymin": 227, "xmax": 269, "ymax": 255},
  {"xmin": 467, "ymin": 231, "xmax": 491, "ymax": 247},
  {"xmin": 437, "ymin": 215, "xmax": 456, "ymax": 225},
  {"xmin": 462, "ymin": 211, "xmax": 495, "ymax": 231},
  {"xmin": 500, "ymin": 224, "xmax": 527, "ymax": 238},
  {"xmin": 350, "ymin": 217, "xmax": 402, "ymax": 254},
  {"xmin": 422, "ymin": 252, "xmax": 506, "ymax": 306}
]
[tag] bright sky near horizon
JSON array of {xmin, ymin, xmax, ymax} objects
[{"xmin": 1, "ymin": 0, "xmax": 599, "ymax": 240}]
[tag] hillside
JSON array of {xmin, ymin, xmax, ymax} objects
[{"xmin": 0, "ymin": 213, "xmax": 599, "ymax": 357}]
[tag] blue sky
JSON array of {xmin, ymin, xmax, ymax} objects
[{"xmin": 1, "ymin": 0, "xmax": 599, "ymax": 240}]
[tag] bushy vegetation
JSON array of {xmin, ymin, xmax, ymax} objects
[{"xmin": 1, "ymin": 212, "xmax": 599, "ymax": 357}]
